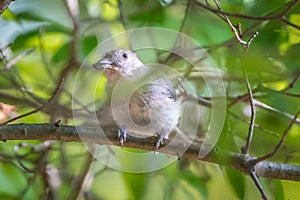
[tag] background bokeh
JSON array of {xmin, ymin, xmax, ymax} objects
[{"xmin": 0, "ymin": 0, "xmax": 300, "ymax": 199}]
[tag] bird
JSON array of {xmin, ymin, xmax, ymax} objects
[{"xmin": 92, "ymin": 49, "xmax": 185, "ymax": 149}]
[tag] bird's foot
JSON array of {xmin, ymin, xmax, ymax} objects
[
  {"xmin": 118, "ymin": 128, "xmax": 127, "ymax": 148},
  {"xmin": 155, "ymin": 134, "xmax": 165, "ymax": 150}
]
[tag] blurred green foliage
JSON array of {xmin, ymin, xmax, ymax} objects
[{"xmin": 0, "ymin": 0, "xmax": 300, "ymax": 199}]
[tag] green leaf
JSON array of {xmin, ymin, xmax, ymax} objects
[
  {"xmin": 80, "ymin": 35, "xmax": 98, "ymax": 60},
  {"xmin": 51, "ymin": 41, "xmax": 70, "ymax": 64},
  {"xmin": 273, "ymin": 180, "xmax": 284, "ymax": 200},
  {"xmin": 122, "ymin": 173, "xmax": 149, "ymax": 200},
  {"xmin": 0, "ymin": 162, "xmax": 27, "ymax": 197},
  {"xmin": 182, "ymin": 172, "xmax": 208, "ymax": 199},
  {"xmin": 10, "ymin": 0, "xmax": 71, "ymax": 28},
  {"xmin": 125, "ymin": 0, "xmax": 165, "ymax": 24},
  {"xmin": 0, "ymin": 192, "xmax": 16, "ymax": 199},
  {"xmin": 225, "ymin": 167, "xmax": 245, "ymax": 199}
]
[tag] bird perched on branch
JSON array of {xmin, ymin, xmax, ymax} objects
[{"xmin": 92, "ymin": 49, "xmax": 186, "ymax": 149}]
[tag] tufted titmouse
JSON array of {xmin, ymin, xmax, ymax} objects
[{"xmin": 92, "ymin": 49, "xmax": 188, "ymax": 149}]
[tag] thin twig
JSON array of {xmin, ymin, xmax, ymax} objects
[
  {"xmin": 177, "ymin": 78, "xmax": 211, "ymax": 107},
  {"xmin": 58, "ymin": 0, "xmax": 80, "ymax": 84},
  {"xmin": 249, "ymin": 170, "xmax": 268, "ymax": 200},
  {"xmin": 237, "ymin": 23, "xmax": 243, "ymax": 37},
  {"xmin": 228, "ymin": 89, "xmax": 300, "ymax": 124},
  {"xmin": 66, "ymin": 150, "xmax": 94, "ymax": 200},
  {"xmin": 212, "ymin": 0, "xmax": 247, "ymax": 46},
  {"xmin": 241, "ymin": 67, "xmax": 256, "ymax": 154},
  {"xmin": 193, "ymin": 0, "xmax": 298, "ymax": 22},
  {"xmin": 179, "ymin": 0, "xmax": 192, "ymax": 33},
  {"xmin": 253, "ymin": 99, "xmax": 300, "ymax": 125},
  {"xmin": 212, "ymin": 0, "xmax": 258, "ymax": 154},
  {"xmin": 280, "ymin": 0, "xmax": 299, "ymax": 17},
  {"xmin": 117, "ymin": 0, "xmax": 127, "ymax": 30},
  {"xmin": 2, "ymin": 47, "xmax": 36, "ymax": 70},
  {"xmin": 281, "ymin": 17, "xmax": 300, "ymax": 29},
  {"xmin": 194, "ymin": 0, "xmax": 300, "ymax": 32},
  {"xmin": 245, "ymin": 32, "xmax": 259, "ymax": 49},
  {"xmin": 0, "ymin": 43, "xmax": 10, "ymax": 63},
  {"xmin": 257, "ymin": 78, "xmax": 300, "ymax": 99},
  {"xmin": 163, "ymin": 0, "xmax": 192, "ymax": 64},
  {"xmin": 228, "ymin": 111, "xmax": 279, "ymax": 136},
  {"xmin": 17, "ymin": 176, "xmax": 38, "ymax": 199},
  {"xmin": 212, "ymin": 0, "xmax": 260, "ymax": 50},
  {"xmin": 229, "ymin": 87, "xmax": 259, "ymax": 106},
  {"xmin": 281, "ymin": 71, "xmax": 300, "ymax": 91},
  {"xmin": 0, "ymin": 79, "xmax": 64, "ymax": 126},
  {"xmin": 253, "ymin": 110, "xmax": 300, "ymax": 164},
  {"xmin": 117, "ymin": 0, "xmax": 133, "ymax": 49},
  {"xmin": 282, "ymin": 92, "xmax": 300, "ymax": 98}
]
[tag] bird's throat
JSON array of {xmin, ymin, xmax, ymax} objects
[{"xmin": 105, "ymin": 68, "xmax": 122, "ymax": 86}]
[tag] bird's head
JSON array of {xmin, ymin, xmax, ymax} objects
[{"xmin": 93, "ymin": 49, "xmax": 145, "ymax": 85}]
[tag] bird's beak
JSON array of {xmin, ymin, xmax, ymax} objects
[{"xmin": 92, "ymin": 58, "xmax": 114, "ymax": 71}]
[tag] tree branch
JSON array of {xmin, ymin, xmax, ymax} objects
[
  {"xmin": 2, "ymin": 47, "xmax": 36, "ymax": 71},
  {"xmin": 253, "ymin": 110, "xmax": 300, "ymax": 164},
  {"xmin": 1, "ymin": 123, "xmax": 300, "ymax": 182},
  {"xmin": 0, "ymin": 79, "xmax": 64, "ymax": 126},
  {"xmin": 0, "ymin": 0, "xmax": 12, "ymax": 14},
  {"xmin": 241, "ymin": 67, "xmax": 256, "ymax": 154},
  {"xmin": 249, "ymin": 170, "xmax": 268, "ymax": 200}
]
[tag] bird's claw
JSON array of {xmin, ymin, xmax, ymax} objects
[
  {"xmin": 118, "ymin": 128, "xmax": 127, "ymax": 148},
  {"xmin": 155, "ymin": 134, "xmax": 164, "ymax": 150}
]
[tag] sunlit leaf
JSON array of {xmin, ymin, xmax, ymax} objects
[{"xmin": 224, "ymin": 167, "xmax": 245, "ymax": 199}]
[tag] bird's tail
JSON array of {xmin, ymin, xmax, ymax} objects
[{"xmin": 170, "ymin": 127, "xmax": 204, "ymax": 144}]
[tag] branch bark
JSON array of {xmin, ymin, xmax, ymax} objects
[
  {"xmin": 1, "ymin": 123, "xmax": 300, "ymax": 182},
  {"xmin": 0, "ymin": 0, "xmax": 12, "ymax": 14}
]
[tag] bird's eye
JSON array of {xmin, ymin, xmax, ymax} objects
[{"xmin": 122, "ymin": 53, "xmax": 128, "ymax": 59}]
